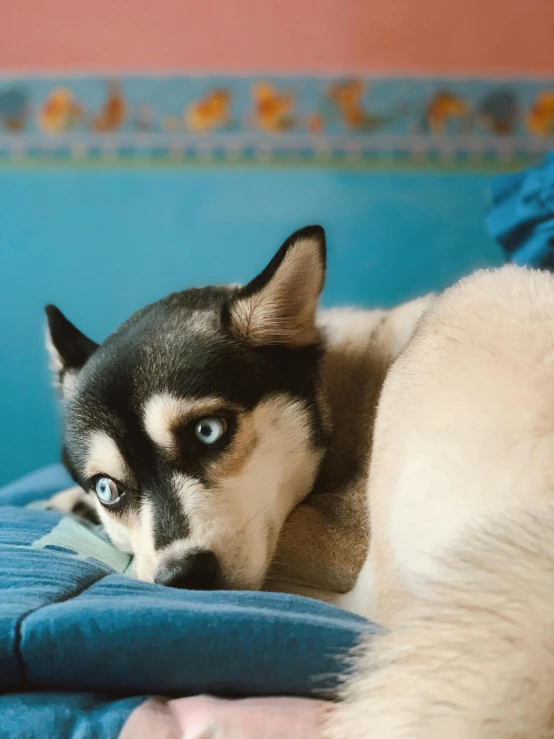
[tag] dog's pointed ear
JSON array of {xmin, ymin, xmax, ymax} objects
[
  {"xmin": 226, "ymin": 225, "xmax": 326, "ymax": 347},
  {"xmin": 45, "ymin": 305, "xmax": 99, "ymax": 400}
]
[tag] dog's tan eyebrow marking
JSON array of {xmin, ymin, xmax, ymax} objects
[
  {"xmin": 85, "ymin": 431, "xmax": 129, "ymax": 481},
  {"xmin": 142, "ymin": 393, "xmax": 238, "ymax": 453}
]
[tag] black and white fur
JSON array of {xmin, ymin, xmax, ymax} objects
[
  {"xmin": 46, "ymin": 224, "xmax": 430, "ymax": 597},
  {"xmin": 47, "ymin": 239, "xmax": 554, "ymax": 736},
  {"xmin": 46, "ymin": 227, "xmax": 331, "ymax": 590}
]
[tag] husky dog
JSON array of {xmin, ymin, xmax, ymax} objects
[
  {"xmin": 47, "ymin": 229, "xmax": 554, "ymax": 736},
  {"xmin": 45, "ymin": 225, "xmax": 429, "ymax": 596},
  {"xmin": 114, "ymin": 265, "xmax": 554, "ymax": 739}
]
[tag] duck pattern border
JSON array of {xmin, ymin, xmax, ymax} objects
[{"xmin": 0, "ymin": 74, "xmax": 553, "ymax": 168}]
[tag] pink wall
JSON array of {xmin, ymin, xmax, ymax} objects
[{"xmin": 3, "ymin": 0, "xmax": 554, "ymax": 75}]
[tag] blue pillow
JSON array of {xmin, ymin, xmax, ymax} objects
[{"xmin": 0, "ymin": 466, "xmax": 375, "ymax": 700}]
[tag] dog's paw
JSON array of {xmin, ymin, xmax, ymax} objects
[{"xmin": 45, "ymin": 486, "xmax": 100, "ymax": 524}]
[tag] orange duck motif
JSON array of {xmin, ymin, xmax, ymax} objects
[
  {"xmin": 421, "ymin": 90, "xmax": 470, "ymax": 134},
  {"xmin": 92, "ymin": 81, "xmax": 126, "ymax": 133},
  {"xmin": 38, "ymin": 88, "xmax": 84, "ymax": 134},
  {"xmin": 185, "ymin": 90, "xmax": 231, "ymax": 132},
  {"xmin": 251, "ymin": 83, "xmax": 295, "ymax": 132},
  {"xmin": 327, "ymin": 80, "xmax": 387, "ymax": 130},
  {"xmin": 527, "ymin": 91, "xmax": 554, "ymax": 136}
]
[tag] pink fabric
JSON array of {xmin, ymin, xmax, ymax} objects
[{"xmin": 120, "ymin": 695, "xmax": 328, "ymax": 739}]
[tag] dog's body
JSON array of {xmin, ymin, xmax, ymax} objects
[
  {"xmin": 46, "ymin": 228, "xmax": 554, "ymax": 736},
  {"xmin": 327, "ymin": 265, "xmax": 554, "ymax": 738}
]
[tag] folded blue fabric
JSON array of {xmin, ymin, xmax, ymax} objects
[
  {"xmin": 0, "ymin": 465, "xmax": 375, "ymax": 736},
  {"xmin": 487, "ymin": 151, "xmax": 554, "ymax": 268},
  {"xmin": 0, "ymin": 693, "xmax": 145, "ymax": 739},
  {"xmin": 0, "ymin": 464, "xmax": 73, "ymax": 507}
]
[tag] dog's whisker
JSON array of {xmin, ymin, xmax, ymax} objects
[{"xmin": 236, "ymin": 502, "xmax": 275, "ymax": 538}]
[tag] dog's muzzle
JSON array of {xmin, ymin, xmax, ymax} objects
[{"xmin": 154, "ymin": 548, "xmax": 220, "ymax": 590}]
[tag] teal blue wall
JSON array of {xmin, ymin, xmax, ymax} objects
[{"xmin": 0, "ymin": 167, "xmax": 504, "ymax": 484}]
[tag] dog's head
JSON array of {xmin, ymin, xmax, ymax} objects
[{"xmin": 45, "ymin": 226, "xmax": 330, "ymax": 591}]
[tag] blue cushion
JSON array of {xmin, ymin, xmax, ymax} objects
[
  {"xmin": 0, "ymin": 464, "xmax": 73, "ymax": 507},
  {"xmin": 0, "ymin": 693, "xmax": 145, "ymax": 739},
  {"xmin": 0, "ymin": 465, "xmax": 375, "ymax": 700}
]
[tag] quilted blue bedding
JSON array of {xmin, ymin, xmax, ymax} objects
[{"xmin": 0, "ymin": 465, "xmax": 374, "ymax": 738}]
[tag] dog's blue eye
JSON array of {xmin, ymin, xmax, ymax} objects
[
  {"xmin": 195, "ymin": 417, "xmax": 227, "ymax": 445},
  {"xmin": 95, "ymin": 477, "xmax": 122, "ymax": 505}
]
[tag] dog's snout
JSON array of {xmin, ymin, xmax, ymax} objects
[{"xmin": 154, "ymin": 549, "xmax": 220, "ymax": 590}]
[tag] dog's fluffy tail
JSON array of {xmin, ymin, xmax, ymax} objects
[{"xmin": 326, "ymin": 506, "xmax": 554, "ymax": 739}]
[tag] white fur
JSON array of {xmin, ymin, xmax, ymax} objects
[
  {"xmin": 327, "ymin": 266, "xmax": 554, "ymax": 738},
  {"xmin": 130, "ymin": 500, "xmax": 158, "ymax": 580},
  {"xmin": 134, "ymin": 395, "xmax": 322, "ymax": 589},
  {"xmin": 230, "ymin": 233, "xmax": 324, "ymax": 346},
  {"xmin": 329, "ymin": 506, "xmax": 554, "ymax": 739},
  {"xmin": 85, "ymin": 431, "xmax": 128, "ymax": 481},
  {"xmin": 320, "ymin": 296, "xmax": 433, "ymax": 361},
  {"xmin": 96, "ymin": 504, "xmax": 133, "ymax": 554},
  {"xmin": 94, "ymin": 393, "xmax": 322, "ymax": 590},
  {"xmin": 142, "ymin": 393, "xmax": 226, "ymax": 454},
  {"xmin": 142, "ymin": 393, "xmax": 186, "ymax": 452}
]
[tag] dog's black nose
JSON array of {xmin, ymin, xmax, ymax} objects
[{"xmin": 154, "ymin": 549, "xmax": 220, "ymax": 590}]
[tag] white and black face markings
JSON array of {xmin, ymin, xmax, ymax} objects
[
  {"xmin": 83, "ymin": 431, "xmax": 134, "ymax": 515},
  {"xmin": 142, "ymin": 393, "xmax": 232, "ymax": 455},
  {"xmin": 128, "ymin": 499, "xmax": 158, "ymax": 581},
  {"xmin": 149, "ymin": 480, "xmax": 192, "ymax": 552},
  {"xmin": 81, "ymin": 426, "xmax": 192, "ymax": 557},
  {"xmin": 142, "ymin": 393, "xmax": 189, "ymax": 453},
  {"xmin": 96, "ymin": 504, "xmax": 134, "ymax": 554},
  {"xmin": 51, "ymin": 226, "xmax": 330, "ymax": 590},
  {"xmin": 141, "ymin": 391, "xmax": 244, "ymax": 552},
  {"xmin": 148, "ymin": 394, "xmax": 321, "ymax": 589},
  {"xmin": 80, "ymin": 430, "xmax": 136, "ymax": 552},
  {"xmin": 85, "ymin": 430, "xmax": 129, "ymax": 483}
]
